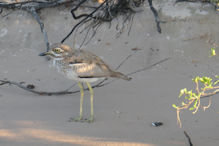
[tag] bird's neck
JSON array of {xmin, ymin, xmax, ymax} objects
[{"xmin": 52, "ymin": 57, "xmax": 64, "ymax": 67}]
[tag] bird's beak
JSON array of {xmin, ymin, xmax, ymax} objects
[{"xmin": 39, "ymin": 51, "xmax": 51, "ymax": 56}]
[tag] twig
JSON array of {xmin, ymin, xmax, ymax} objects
[
  {"xmin": 116, "ymin": 51, "xmax": 137, "ymax": 70},
  {"xmin": 184, "ymin": 131, "xmax": 193, "ymax": 146},
  {"xmin": 203, "ymin": 97, "xmax": 211, "ymax": 111},
  {"xmin": 126, "ymin": 57, "xmax": 170, "ymax": 76},
  {"xmin": 61, "ymin": 0, "xmax": 107, "ymax": 43},
  {"xmin": 79, "ymin": 20, "xmax": 93, "ymax": 48},
  {"xmin": 80, "ymin": 20, "xmax": 102, "ymax": 47},
  {"xmin": 92, "ymin": 57, "xmax": 170, "ymax": 88},
  {"xmin": 128, "ymin": 14, "xmax": 134, "ymax": 35},
  {"xmin": 92, "ymin": 51, "xmax": 140, "ymax": 88},
  {"xmin": 116, "ymin": 12, "xmax": 133, "ymax": 37},
  {"xmin": 201, "ymin": 88, "xmax": 219, "ymax": 98},
  {"xmin": 0, "ymin": 79, "xmax": 77, "ymax": 95}
]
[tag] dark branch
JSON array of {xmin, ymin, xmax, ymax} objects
[
  {"xmin": 0, "ymin": 79, "xmax": 77, "ymax": 96},
  {"xmin": 26, "ymin": 7, "xmax": 50, "ymax": 51},
  {"xmin": 148, "ymin": 0, "xmax": 164, "ymax": 33},
  {"xmin": 184, "ymin": 131, "xmax": 193, "ymax": 146}
]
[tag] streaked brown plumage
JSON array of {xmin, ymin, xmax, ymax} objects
[{"xmin": 39, "ymin": 43, "xmax": 131, "ymax": 122}]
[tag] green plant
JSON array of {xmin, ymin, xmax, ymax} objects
[
  {"xmin": 210, "ymin": 47, "xmax": 216, "ymax": 57},
  {"xmin": 172, "ymin": 76, "xmax": 219, "ymax": 127}
]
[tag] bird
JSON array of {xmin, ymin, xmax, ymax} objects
[{"xmin": 39, "ymin": 43, "xmax": 131, "ymax": 123}]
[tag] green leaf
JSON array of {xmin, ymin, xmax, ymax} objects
[
  {"xmin": 214, "ymin": 80, "xmax": 219, "ymax": 85},
  {"xmin": 210, "ymin": 47, "xmax": 216, "ymax": 57},
  {"xmin": 194, "ymin": 99, "xmax": 198, "ymax": 108},
  {"xmin": 200, "ymin": 76, "xmax": 213, "ymax": 85},
  {"xmin": 179, "ymin": 88, "xmax": 187, "ymax": 98},
  {"xmin": 172, "ymin": 104, "xmax": 178, "ymax": 109},
  {"xmin": 189, "ymin": 107, "xmax": 195, "ymax": 111},
  {"xmin": 188, "ymin": 90, "xmax": 193, "ymax": 97},
  {"xmin": 181, "ymin": 101, "xmax": 186, "ymax": 106},
  {"xmin": 193, "ymin": 76, "xmax": 200, "ymax": 83},
  {"xmin": 200, "ymin": 78, "xmax": 204, "ymax": 83}
]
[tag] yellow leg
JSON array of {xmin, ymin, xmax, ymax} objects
[
  {"xmin": 78, "ymin": 82, "xmax": 84, "ymax": 120},
  {"xmin": 69, "ymin": 82, "xmax": 84, "ymax": 122},
  {"xmin": 86, "ymin": 82, "xmax": 94, "ymax": 123}
]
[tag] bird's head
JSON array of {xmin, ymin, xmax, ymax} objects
[{"xmin": 39, "ymin": 43, "xmax": 72, "ymax": 59}]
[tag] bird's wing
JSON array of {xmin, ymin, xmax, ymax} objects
[
  {"xmin": 69, "ymin": 62, "xmax": 111, "ymax": 78},
  {"xmin": 65, "ymin": 50, "xmax": 114, "ymax": 78}
]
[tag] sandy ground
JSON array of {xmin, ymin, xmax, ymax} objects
[{"xmin": 0, "ymin": 0, "xmax": 219, "ymax": 145}]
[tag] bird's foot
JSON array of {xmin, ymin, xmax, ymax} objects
[
  {"xmin": 68, "ymin": 116, "xmax": 94, "ymax": 123},
  {"xmin": 84, "ymin": 116, "xmax": 94, "ymax": 123},
  {"xmin": 68, "ymin": 116, "xmax": 83, "ymax": 122}
]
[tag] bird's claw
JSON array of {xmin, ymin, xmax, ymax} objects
[{"xmin": 68, "ymin": 116, "xmax": 94, "ymax": 123}]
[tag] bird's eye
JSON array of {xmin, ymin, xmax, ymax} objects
[{"xmin": 54, "ymin": 48, "xmax": 62, "ymax": 53}]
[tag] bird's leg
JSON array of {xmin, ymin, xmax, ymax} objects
[
  {"xmin": 69, "ymin": 82, "xmax": 84, "ymax": 122},
  {"xmin": 85, "ymin": 82, "xmax": 94, "ymax": 123}
]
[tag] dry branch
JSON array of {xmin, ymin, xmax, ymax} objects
[{"xmin": 148, "ymin": 0, "xmax": 163, "ymax": 33}]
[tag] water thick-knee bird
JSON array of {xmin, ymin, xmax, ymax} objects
[{"xmin": 39, "ymin": 43, "xmax": 131, "ymax": 123}]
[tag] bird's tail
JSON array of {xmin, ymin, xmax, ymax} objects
[{"xmin": 111, "ymin": 71, "xmax": 131, "ymax": 81}]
